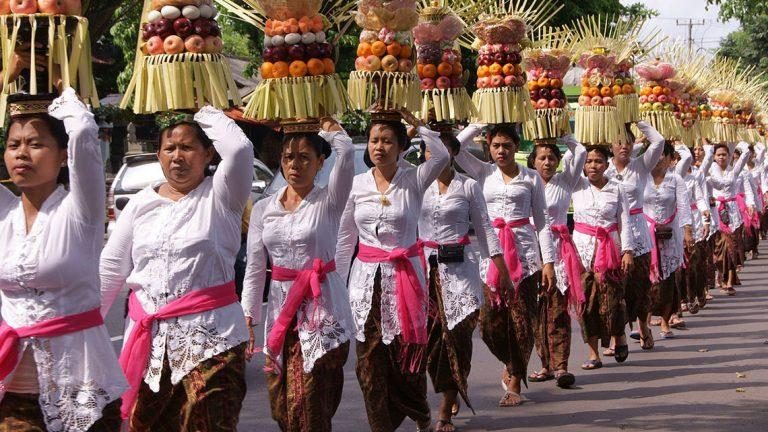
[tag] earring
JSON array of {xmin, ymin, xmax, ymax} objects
[{"xmin": 61, "ymin": 162, "xmax": 67, "ymax": 167}]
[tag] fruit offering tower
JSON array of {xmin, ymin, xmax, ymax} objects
[
  {"xmin": 120, "ymin": 0, "xmax": 240, "ymax": 114},
  {"xmin": 413, "ymin": 1, "xmax": 474, "ymax": 123},
  {"xmin": 635, "ymin": 59, "xmax": 682, "ymax": 140},
  {"xmin": 571, "ymin": 45, "xmax": 622, "ymax": 146},
  {"xmin": 707, "ymin": 87, "xmax": 739, "ymax": 144},
  {"xmin": 0, "ymin": 0, "xmax": 96, "ymax": 122},
  {"xmin": 665, "ymin": 45, "xmax": 711, "ymax": 146},
  {"xmin": 347, "ymin": 0, "xmax": 420, "ymax": 112},
  {"xmin": 460, "ymin": 0, "xmax": 561, "ymax": 125},
  {"xmin": 523, "ymin": 27, "xmax": 571, "ymax": 143}
]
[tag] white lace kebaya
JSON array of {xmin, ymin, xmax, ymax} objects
[
  {"xmin": 100, "ymin": 107, "xmax": 254, "ymax": 393},
  {"xmin": 336, "ymin": 126, "xmax": 449, "ymax": 345},
  {"xmin": 0, "ymin": 90, "xmax": 127, "ymax": 432},
  {"xmin": 675, "ymin": 145, "xmax": 709, "ymax": 242},
  {"xmin": 453, "ymin": 125, "xmax": 555, "ymax": 289},
  {"xmin": 707, "ymin": 142, "xmax": 751, "ymax": 232},
  {"xmin": 418, "ymin": 172, "xmax": 502, "ymax": 330},
  {"xmin": 243, "ymin": 129, "xmax": 355, "ymax": 373}
]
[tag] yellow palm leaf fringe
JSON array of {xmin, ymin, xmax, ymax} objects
[
  {"xmin": 243, "ymin": 74, "xmax": 349, "ymax": 120},
  {"xmin": 574, "ymin": 105, "xmax": 621, "ymax": 146},
  {"xmin": 348, "ymin": 70, "xmax": 421, "ymax": 112}
]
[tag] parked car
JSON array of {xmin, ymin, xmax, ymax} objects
[{"xmin": 106, "ymin": 153, "xmax": 273, "ymax": 237}]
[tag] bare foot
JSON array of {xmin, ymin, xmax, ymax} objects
[{"xmin": 498, "ymin": 391, "xmax": 523, "ymax": 407}]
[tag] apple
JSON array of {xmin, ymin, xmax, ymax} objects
[
  {"xmin": 184, "ymin": 35, "xmax": 205, "ymax": 53},
  {"xmin": 674, "ymin": 111, "xmax": 682, "ymax": 119},
  {"xmin": 142, "ymin": 23, "xmax": 156, "ymax": 41},
  {"xmin": 10, "ymin": 0, "xmax": 38, "ymax": 14},
  {"xmin": 262, "ymin": 46, "xmax": 276, "ymax": 62},
  {"xmin": 39, "ymin": 0, "xmax": 66, "ymax": 13},
  {"xmin": 550, "ymin": 88, "xmax": 563, "ymax": 99},
  {"xmin": 664, "ymin": 103, "xmax": 675, "ymax": 112},
  {"xmin": 639, "ymin": 95, "xmax": 648, "ymax": 104},
  {"xmin": 450, "ymin": 76, "xmax": 462, "ymax": 88},
  {"xmin": 161, "ymin": 5, "xmax": 181, "ymax": 20},
  {"xmin": 640, "ymin": 102, "xmax": 652, "ymax": 111},
  {"xmin": 163, "ymin": 35, "xmax": 185, "ymax": 54},
  {"xmin": 204, "ymin": 36, "xmax": 222, "ymax": 53},
  {"xmin": 0, "ymin": 0, "xmax": 11, "ymax": 13},
  {"xmin": 490, "ymin": 75, "xmax": 503, "ymax": 88},
  {"xmin": 647, "ymin": 94, "xmax": 657, "ymax": 103},
  {"xmin": 536, "ymin": 99, "xmax": 549, "ymax": 109},
  {"xmin": 354, "ymin": 56, "xmax": 366, "ymax": 70},
  {"xmin": 477, "ymin": 77, "xmax": 489, "ymax": 88},
  {"xmin": 506, "ymin": 51, "xmax": 522, "ymax": 64},
  {"xmin": 549, "ymin": 99, "xmax": 562, "ymax": 109},
  {"xmin": 305, "ymin": 43, "xmax": 322, "ymax": 59},
  {"xmin": 436, "ymin": 76, "xmax": 451, "ymax": 89},
  {"xmin": 539, "ymin": 88, "xmax": 550, "ymax": 100},
  {"xmin": 657, "ymin": 94, "xmax": 668, "ymax": 104},
  {"xmin": 62, "ymin": 0, "xmax": 82, "ymax": 15},
  {"xmin": 272, "ymin": 45, "xmax": 288, "ymax": 62},
  {"xmin": 602, "ymin": 96, "xmax": 613, "ymax": 106},
  {"xmin": 155, "ymin": 18, "xmax": 174, "ymax": 39},
  {"xmin": 145, "ymin": 36, "xmax": 164, "ymax": 55},
  {"xmin": 318, "ymin": 43, "xmax": 332, "ymax": 58},
  {"xmin": 398, "ymin": 58, "xmax": 412, "ymax": 73},
  {"xmin": 421, "ymin": 78, "xmax": 435, "ymax": 90},
  {"xmin": 578, "ymin": 95, "xmax": 591, "ymax": 106},
  {"xmin": 173, "ymin": 17, "xmax": 193, "ymax": 38},
  {"xmin": 591, "ymin": 96, "xmax": 603, "ymax": 106},
  {"xmin": 193, "ymin": 18, "xmax": 213, "ymax": 37},
  {"xmin": 652, "ymin": 102, "xmax": 664, "ymax": 111},
  {"xmin": 287, "ymin": 44, "xmax": 305, "ymax": 61},
  {"xmin": 182, "ymin": 5, "xmax": 200, "ymax": 20},
  {"xmin": 147, "ymin": 10, "xmax": 162, "ymax": 23}
]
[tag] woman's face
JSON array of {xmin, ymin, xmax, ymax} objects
[
  {"xmin": 693, "ymin": 145, "xmax": 705, "ymax": 162},
  {"xmin": 489, "ymin": 132, "xmax": 518, "ymax": 169},
  {"xmin": 584, "ymin": 149, "xmax": 608, "ymax": 183},
  {"xmin": 281, "ymin": 137, "xmax": 324, "ymax": 190},
  {"xmin": 654, "ymin": 153, "xmax": 672, "ymax": 174},
  {"xmin": 4, "ymin": 118, "xmax": 66, "ymax": 190},
  {"xmin": 533, "ymin": 146, "xmax": 559, "ymax": 181},
  {"xmin": 368, "ymin": 124, "xmax": 402, "ymax": 168},
  {"xmin": 715, "ymin": 146, "xmax": 730, "ymax": 169},
  {"xmin": 157, "ymin": 124, "xmax": 214, "ymax": 194},
  {"xmin": 611, "ymin": 139, "xmax": 633, "ymax": 164}
]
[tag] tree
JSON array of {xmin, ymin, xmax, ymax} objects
[
  {"xmin": 707, "ymin": 0, "xmax": 768, "ymax": 25},
  {"xmin": 707, "ymin": 0, "xmax": 768, "ymax": 76}
]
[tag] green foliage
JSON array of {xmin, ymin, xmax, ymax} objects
[
  {"xmin": 719, "ymin": 15, "xmax": 768, "ymax": 75},
  {"xmin": 707, "ymin": 0, "xmax": 768, "ymax": 25},
  {"xmin": 109, "ymin": 4, "xmax": 142, "ymax": 93}
]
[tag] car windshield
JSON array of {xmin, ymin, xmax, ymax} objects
[
  {"xmin": 114, "ymin": 160, "xmax": 165, "ymax": 194},
  {"xmin": 265, "ymin": 146, "xmax": 369, "ymax": 195}
]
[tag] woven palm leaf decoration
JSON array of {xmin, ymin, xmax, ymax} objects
[
  {"xmin": 120, "ymin": 0, "xmax": 240, "ymax": 114},
  {"xmin": 0, "ymin": 2, "xmax": 97, "ymax": 123},
  {"xmin": 705, "ymin": 58, "xmax": 766, "ymax": 144},
  {"xmin": 659, "ymin": 43, "xmax": 711, "ymax": 146}
]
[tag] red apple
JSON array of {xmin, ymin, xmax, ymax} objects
[
  {"xmin": 163, "ymin": 35, "xmax": 185, "ymax": 54},
  {"xmin": 193, "ymin": 18, "xmax": 213, "ymax": 37},
  {"xmin": 204, "ymin": 36, "xmax": 222, "ymax": 53},
  {"xmin": 476, "ymin": 77, "xmax": 489, "ymax": 88},
  {"xmin": 317, "ymin": 43, "xmax": 332, "ymax": 58},
  {"xmin": 450, "ymin": 76, "xmax": 462, "ymax": 88},
  {"xmin": 209, "ymin": 21, "xmax": 220, "ymax": 37},
  {"xmin": 305, "ymin": 42, "xmax": 321, "ymax": 59},
  {"xmin": 578, "ymin": 95, "xmax": 591, "ymax": 106},
  {"xmin": 504, "ymin": 75, "xmax": 516, "ymax": 87},
  {"xmin": 490, "ymin": 75, "xmax": 503, "ymax": 88},
  {"xmin": 173, "ymin": 17, "xmax": 193, "ymax": 39},
  {"xmin": 591, "ymin": 96, "xmax": 603, "ymax": 106},
  {"xmin": 62, "ymin": 0, "xmax": 80, "ymax": 15},
  {"xmin": 155, "ymin": 18, "xmax": 174, "ymax": 39},
  {"xmin": 272, "ymin": 45, "xmax": 288, "ymax": 62},
  {"xmin": 142, "ymin": 23, "xmax": 156, "ymax": 41},
  {"xmin": 39, "ymin": 0, "xmax": 66, "ymax": 14},
  {"xmin": 184, "ymin": 35, "xmax": 205, "ymax": 53},
  {"xmin": 398, "ymin": 58, "xmax": 412, "ymax": 73},
  {"xmin": 602, "ymin": 96, "xmax": 613, "ymax": 106},
  {"xmin": 10, "ymin": 0, "xmax": 37, "ymax": 14},
  {"xmin": 493, "ymin": 53, "xmax": 504, "ymax": 63},
  {"xmin": 436, "ymin": 76, "xmax": 451, "ymax": 89},
  {"xmin": 287, "ymin": 44, "xmax": 305, "ymax": 61},
  {"xmin": 146, "ymin": 36, "xmax": 165, "ymax": 55},
  {"xmin": 549, "ymin": 99, "xmax": 562, "ymax": 109},
  {"xmin": 0, "ymin": 0, "xmax": 10, "ymax": 14},
  {"xmin": 536, "ymin": 98, "xmax": 548, "ymax": 109},
  {"xmin": 420, "ymin": 78, "xmax": 435, "ymax": 91}
]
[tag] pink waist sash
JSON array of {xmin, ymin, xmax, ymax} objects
[
  {"xmin": 573, "ymin": 222, "xmax": 620, "ymax": 279},
  {"xmin": 644, "ymin": 209, "xmax": 677, "ymax": 283},
  {"xmin": 551, "ymin": 224, "xmax": 586, "ymax": 310},
  {"xmin": 486, "ymin": 218, "xmax": 530, "ymax": 298},
  {"xmin": 736, "ymin": 192, "xmax": 752, "ymax": 229},
  {"xmin": 268, "ymin": 259, "xmax": 335, "ymax": 361},
  {"xmin": 420, "ymin": 234, "xmax": 471, "ymax": 251},
  {"xmin": 119, "ymin": 281, "xmax": 238, "ymax": 419},
  {"xmin": 629, "ymin": 207, "xmax": 644, "ymax": 216},
  {"xmin": 0, "ymin": 308, "xmax": 103, "ymax": 382}
]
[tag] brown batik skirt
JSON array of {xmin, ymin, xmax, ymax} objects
[
  {"xmin": 0, "ymin": 394, "xmax": 121, "ymax": 432},
  {"xmin": 744, "ymin": 219, "xmax": 760, "ymax": 254},
  {"xmin": 579, "ymin": 271, "xmax": 626, "ymax": 348},
  {"xmin": 479, "ymin": 273, "xmax": 539, "ymax": 381},
  {"xmin": 680, "ymin": 242, "xmax": 707, "ymax": 304},
  {"xmin": 651, "ymin": 273, "xmax": 681, "ymax": 316},
  {"xmin": 426, "ymin": 258, "xmax": 478, "ymax": 413},
  {"xmin": 704, "ymin": 236, "xmax": 717, "ymax": 290},
  {"xmin": 714, "ymin": 230, "xmax": 741, "ymax": 286},
  {"xmin": 129, "ymin": 344, "xmax": 247, "ymax": 432},
  {"xmin": 624, "ymin": 253, "xmax": 652, "ymax": 323},
  {"xmin": 266, "ymin": 325, "xmax": 349, "ymax": 432},
  {"xmin": 356, "ymin": 271, "xmax": 430, "ymax": 432},
  {"xmin": 534, "ymin": 287, "xmax": 571, "ymax": 372}
]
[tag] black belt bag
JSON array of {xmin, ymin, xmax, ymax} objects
[{"xmin": 438, "ymin": 244, "xmax": 465, "ymax": 263}]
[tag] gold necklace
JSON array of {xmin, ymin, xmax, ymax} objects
[{"xmin": 379, "ymin": 193, "xmax": 391, "ymax": 206}]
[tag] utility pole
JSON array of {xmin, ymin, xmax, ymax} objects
[{"xmin": 676, "ymin": 19, "xmax": 706, "ymax": 51}]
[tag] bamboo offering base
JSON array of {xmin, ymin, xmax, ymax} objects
[
  {"xmin": 471, "ymin": 86, "xmax": 534, "ymax": 124},
  {"xmin": 0, "ymin": 14, "xmax": 97, "ymax": 123},
  {"xmin": 121, "ymin": 53, "xmax": 241, "ymax": 114},
  {"xmin": 713, "ymin": 121, "xmax": 739, "ymax": 144},
  {"xmin": 680, "ymin": 122, "xmax": 700, "ymax": 147},
  {"xmin": 640, "ymin": 110, "xmax": 681, "ymax": 140},
  {"xmin": 574, "ymin": 105, "xmax": 621, "ymax": 146},
  {"xmin": 524, "ymin": 107, "xmax": 571, "ymax": 142},
  {"xmin": 419, "ymin": 87, "xmax": 476, "ymax": 123},
  {"xmin": 243, "ymin": 74, "xmax": 349, "ymax": 121},
  {"xmin": 615, "ymin": 94, "xmax": 640, "ymax": 124},
  {"xmin": 347, "ymin": 70, "xmax": 421, "ymax": 112},
  {"xmin": 698, "ymin": 119, "xmax": 714, "ymax": 141},
  {"xmin": 739, "ymin": 127, "xmax": 761, "ymax": 144}
]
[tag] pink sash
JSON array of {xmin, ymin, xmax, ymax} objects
[
  {"xmin": 550, "ymin": 224, "xmax": 586, "ymax": 312},
  {"xmin": 629, "ymin": 207, "xmax": 644, "ymax": 216},
  {"xmin": 485, "ymin": 218, "xmax": 530, "ymax": 300},
  {"xmin": 268, "ymin": 259, "xmax": 335, "ymax": 363},
  {"xmin": 574, "ymin": 222, "xmax": 620, "ymax": 280},
  {"xmin": 736, "ymin": 192, "xmax": 752, "ymax": 229},
  {"xmin": 119, "ymin": 281, "xmax": 238, "ymax": 419},
  {"xmin": 0, "ymin": 308, "xmax": 104, "ymax": 382},
  {"xmin": 644, "ymin": 209, "xmax": 677, "ymax": 283}
]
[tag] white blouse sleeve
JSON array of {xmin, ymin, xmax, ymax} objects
[
  {"xmin": 466, "ymin": 179, "xmax": 501, "ymax": 258},
  {"xmin": 617, "ymin": 185, "xmax": 633, "ymax": 253},
  {"xmin": 99, "ymin": 199, "xmax": 136, "ymax": 317},
  {"xmin": 742, "ymin": 175, "xmax": 756, "ymax": 207},
  {"xmin": 532, "ymin": 174, "xmax": 555, "ymax": 264},
  {"xmin": 416, "ymin": 126, "xmax": 450, "ymax": 191},
  {"xmin": 319, "ymin": 129, "xmax": 355, "ymax": 214},
  {"xmin": 675, "ymin": 175, "xmax": 693, "ymax": 226},
  {"xmin": 194, "ymin": 106, "xmax": 255, "ymax": 214},
  {"xmin": 731, "ymin": 143, "xmax": 751, "ymax": 180},
  {"xmin": 701, "ymin": 144, "xmax": 714, "ymax": 175},
  {"xmin": 695, "ymin": 175, "xmax": 709, "ymax": 212},
  {"xmin": 48, "ymin": 88, "xmax": 104, "ymax": 225},
  {"xmin": 560, "ymin": 135, "xmax": 587, "ymax": 189},
  {"xmin": 637, "ymin": 121, "xmax": 665, "ymax": 173},
  {"xmin": 454, "ymin": 124, "xmax": 495, "ymax": 180},
  {"xmin": 241, "ymin": 200, "xmax": 267, "ymax": 322},
  {"xmin": 675, "ymin": 144, "xmax": 693, "ymax": 177},
  {"xmin": 335, "ymin": 196, "xmax": 358, "ymax": 281}
]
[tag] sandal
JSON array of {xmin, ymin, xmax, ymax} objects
[
  {"xmin": 660, "ymin": 330, "xmax": 675, "ymax": 339},
  {"xmin": 629, "ymin": 330, "xmax": 641, "ymax": 341},
  {"xmin": 555, "ymin": 371, "xmax": 575, "ymax": 388},
  {"xmin": 640, "ymin": 334, "xmax": 655, "ymax": 350},
  {"xmin": 727, "ymin": 288, "xmax": 736, "ymax": 296},
  {"xmin": 614, "ymin": 345, "xmax": 629, "ymax": 363},
  {"xmin": 670, "ymin": 319, "xmax": 686, "ymax": 329},
  {"xmin": 689, "ymin": 302, "xmax": 700, "ymax": 315},
  {"xmin": 435, "ymin": 420, "xmax": 454, "ymax": 432},
  {"xmin": 498, "ymin": 391, "xmax": 523, "ymax": 407},
  {"xmin": 528, "ymin": 370, "xmax": 554, "ymax": 382},
  {"xmin": 581, "ymin": 359, "xmax": 603, "ymax": 370},
  {"xmin": 650, "ymin": 317, "xmax": 662, "ymax": 326},
  {"xmin": 451, "ymin": 401, "xmax": 460, "ymax": 417},
  {"xmin": 603, "ymin": 348, "xmax": 615, "ymax": 357}
]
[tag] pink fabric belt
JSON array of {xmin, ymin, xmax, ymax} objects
[
  {"xmin": 119, "ymin": 281, "xmax": 238, "ymax": 419},
  {"xmin": 420, "ymin": 234, "xmax": 471, "ymax": 250},
  {"xmin": 486, "ymin": 218, "xmax": 530, "ymax": 299},
  {"xmin": 574, "ymin": 222, "xmax": 620, "ymax": 279},
  {"xmin": 736, "ymin": 192, "xmax": 752, "ymax": 230},
  {"xmin": 551, "ymin": 224, "xmax": 586, "ymax": 311},
  {"xmin": 0, "ymin": 308, "xmax": 103, "ymax": 382},
  {"xmin": 690, "ymin": 203, "xmax": 698, "ymax": 210},
  {"xmin": 629, "ymin": 207, "xmax": 644, "ymax": 216},
  {"xmin": 717, "ymin": 196, "xmax": 737, "ymax": 233},
  {"xmin": 644, "ymin": 209, "xmax": 677, "ymax": 284},
  {"xmin": 268, "ymin": 259, "xmax": 335, "ymax": 363}
]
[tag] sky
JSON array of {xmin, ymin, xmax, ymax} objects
[{"xmin": 620, "ymin": 0, "xmax": 741, "ymax": 53}]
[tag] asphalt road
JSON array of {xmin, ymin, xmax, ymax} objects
[{"xmin": 102, "ymin": 244, "xmax": 768, "ymax": 432}]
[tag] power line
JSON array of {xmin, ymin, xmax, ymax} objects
[{"xmin": 676, "ymin": 19, "xmax": 707, "ymax": 51}]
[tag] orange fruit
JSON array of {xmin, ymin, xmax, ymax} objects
[
  {"xmin": 537, "ymin": 77, "xmax": 550, "ymax": 88},
  {"xmin": 550, "ymin": 78, "xmax": 562, "ymax": 89},
  {"xmin": 652, "ymin": 86, "xmax": 663, "ymax": 96},
  {"xmin": 417, "ymin": 63, "xmax": 425, "ymax": 76},
  {"xmin": 622, "ymin": 84, "xmax": 634, "ymax": 94},
  {"xmin": 489, "ymin": 63, "xmax": 502, "ymax": 75},
  {"xmin": 502, "ymin": 63, "xmax": 514, "ymax": 75},
  {"xmin": 601, "ymin": 86, "xmax": 613, "ymax": 97},
  {"xmin": 322, "ymin": 58, "xmax": 335, "ymax": 74},
  {"xmin": 272, "ymin": 61, "xmax": 289, "ymax": 78},
  {"xmin": 357, "ymin": 42, "xmax": 372, "ymax": 57},
  {"xmin": 451, "ymin": 62, "xmax": 463, "ymax": 77},
  {"xmin": 477, "ymin": 65, "xmax": 489, "ymax": 78},
  {"xmin": 371, "ymin": 41, "xmax": 387, "ymax": 57},
  {"xmin": 307, "ymin": 58, "xmax": 325, "ymax": 76},
  {"xmin": 289, "ymin": 60, "xmax": 308, "ymax": 77},
  {"xmin": 386, "ymin": 41, "xmax": 402, "ymax": 57},
  {"xmin": 529, "ymin": 82, "xmax": 540, "ymax": 91},
  {"xmin": 580, "ymin": 86, "xmax": 589, "ymax": 96},
  {"xmin": 399, "ymin": 44, "xmax": 412, "ymax": 59},
  {"xmin": 662, "ymin": 87, "xmax": 672, "ymax": 96},
  {"xmin": 437, "ymin": 62, "xmax": 453, "ymax": 77},
  {"xmin": 260, "ymin": 62, "xmax": 274, "ymax": 79},
  {"xmin": 422, "ymin": 64, "xmax": 437, "ymax": 78},
  {"xmin": 588, "ymin": 87, "xmax": 600, "ymax": 97},
  {"xmin": 612, "ymin": 85, "xmax": 622, "ymax": 95}
]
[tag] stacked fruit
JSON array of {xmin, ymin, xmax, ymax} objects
[
  {"xmin": 261, "ymin": 15, "xmax": 334, "ymax": 79},
  {"xmin": 354, "ymin": 28, "xmax": 413, "ymax": 74},
  {"xmin": 576, "ymin": 51, "xmax": 617, "ymax": 108},
  {"xmin": 526, "ymin": 50, "xmax": 569, "ymax": 110},
  {"xmin": 672, "ymin": 89, "xmax": 700, "ymax": 129},
  {"xmin": 141, "ymin": 0, "xmax": 222, "ymax": 56},
  {"xmin": 613, "ymin": 60, "xmax": 636, "ymax": 96},
  {"xmin": 416, "ymin": 45, "xmax": 461, "ymax": 90},
  {"xmin": 697, "ymin": 98, "xmax": 712, "ymax": 121},
  {"xmin": 1, "ymin": 0, "xmax": 81, "ymax": 15},
  {"xmin": 475, "ymin": 44, "xmax": 525, "ymax": 90},
  {"xmin": 635, "ymin": 61, "xmax": 677, "ymax": 113}
]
